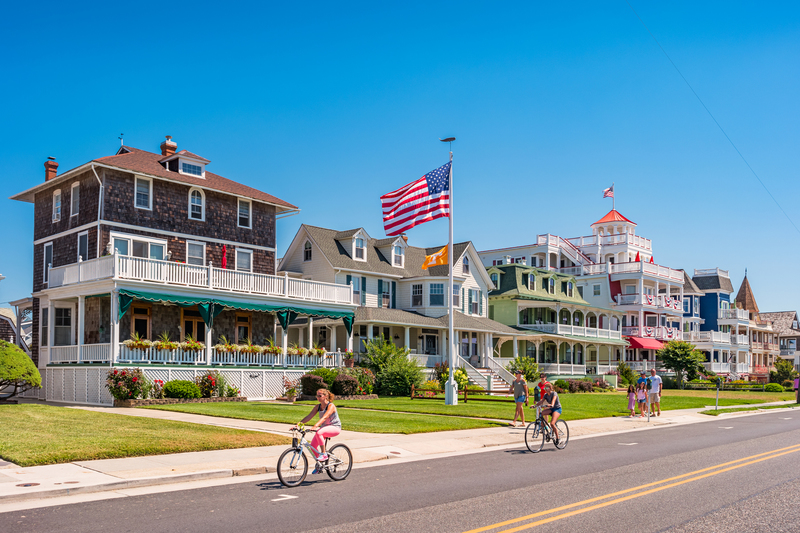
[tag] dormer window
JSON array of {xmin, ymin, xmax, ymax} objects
[
  {"xmin": 189, "ymin": 188, "xmax": 205, "ymax": 221},
  {"xmin": 463, "ymin": 256, "xmax": 470, "ymax": 275},
  {"xmin": 304, "ymin": 241, "xmax": 312, "ymax": 261},
  {"xmin": 549, "ymin": 278, "xmax": 555, "ymax": 295},
  {"xmin": 567, "ymin": 282, "xmax": 574, "ymax": 297},
  {"xmin": 490, "ymin": 273, "xmax": 498, "ymax": 287},
  {"xmin": 181, "ymin": 162, "xmax": 203, "ymax": 176},
  {"xmin": 354, "ymin": 238, "xmax": 365, "ymax": 261},
  {"xmin": 529, "ymin": 274, "xmax": 535, "ymax": 290},
  {"xmin": 393, "ymin": 245, "xmax": 404, "ymax": 267}
]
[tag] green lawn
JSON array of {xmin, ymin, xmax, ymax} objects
[
  {"xmin": 142, "ymin": 402, "xmax": 505, "ymax": 434},
  {"xmin": 700, "ymin": 405, "xmax": 799, "ymax": 416},
  {"xmin": 298, "ymin": 389, "xmax": 798, "ymax": 422},
  {"xmin": 0, "ymin": 404, "xmax": 290, "ymax": 467}
]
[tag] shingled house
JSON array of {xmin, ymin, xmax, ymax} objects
[
  {"xmin": 734, "ymin": 274, "xmax": 780, "ymax": 381},
  {"xmin": 10, "ymin": 137, "xmax": 355, "ymax": 404},
  {"xmin": 758, "ymin": 311, "xmax": 800, "ymax": 371}
]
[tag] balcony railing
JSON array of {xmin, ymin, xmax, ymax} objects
[
  {"xmin": 703, "ymin": 362, "xmax": 731, "ymax": 374},
  {"xmin": 539, "ymin": 363, "xmax": 587, "ymax": 375},
  {"xmin": 47, "ymin": 254, "xmax": 353, "ymax": 306},
  {"xmin": 614, "ymin": 294, "xmax": 683, "ymax": 311},
  {"xmin": 718, "ymin": 309, "xmax": 749, "ymax": 321},
  {"xmin": 519, "ymin": 323, "xmax": 621, "ymax": 339},
  {"xmin": 622, "ymin": 326, "xmax": 682, "ymax": 340},
  {"xmin": 48, "ymin": 344, "xmax": 111, "ymax": 364},
  {"xmin": 566, "ymin": 233, "xmax": 652, "ymax": 251},
  {"xmin": 780, "ymin": 349, "xmax": 796, "ymax": 357},
  {"xmin": 609, "ymin": 261, "xmax": 683, "ymax": 282},
  {"xmin": 731, "ymin": 334, "xmax": 748, "ymax": 345}
]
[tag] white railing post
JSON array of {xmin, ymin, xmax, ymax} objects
[
  {"xmin": 208, "ymin": 261, "xmax": 214, "ymax": 289},
  {"xmin": 77, "ymin": 295, "xmax": 85, "ymax": 363},
  {"xmin": 284, "ymin": 271, "xmax": 289, "ymax": 297}
]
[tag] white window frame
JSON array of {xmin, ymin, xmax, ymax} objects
[
  {"xmin": 470, "ymin": 289, "xmax": 479, "ymax": 315},
  {"xmin": 593, "ymin": 284, "xmax": 601, "ymax": 296},
  {"xmin": 430, "ymin": 283, "xmax": 444, "ymax": 306},
  {"xmin": 77, "ymin": 231, "xmax": 89, "ymax": 262},
  {"xmin": 186, "ymin": 240, "xmax": 206, "ymax": 266},
  {"xmin": 70, "ymin": 182, "xmax": 80, "ymax": 217},
  {"xmin": 109, "ymin": 232, "xmax": 167, "ymax": 260},
  {"xmin": 303, "ymin": 241, "xmax": 312, "ymax": 262},
  {"xmin": 235, "ymin": 248, "xmax": 253, "ymax": 273},
  {"xmin": 180, "ymin": 160, "xmax": 205, "ymax": 177},
  {"xmin": 548, "ymin": 278, "xmax": 555, "ymax": 295},
  {"xmin": 392, "ymin": 245, "xmax": 404, "ymax": 267},
  {"xmin": 52, "ymin": 189, "xmax": 61, "ymax": 222},
  {"xmin": 43, "ymin": 242, "xmax": 53, "ymax": 283},
  {"xmin": 188, "ymin": 188, "xmax": 205, "ymax": 221},
  {"xmin": 237, "ymin": 198, "xmax": 252, "ymax": 229},
  {"xmin": 490, "ymin": 273, "xmax": 498, "ymax": 287},
  {"xmin": 567, "ymin": 282, "xmax": 574, "ymax": 297},
  {"xmin": 411, "ymin": 284, "xmax": 423, "ymax": 307},
  {"xmin": 135, "ymin": 176, "xmax": 153, "ymax": 210},
  {"xmin": 463, "ymin": 256, "xmax": 470, "ymax": 275},
  {"xmin": 381, "ymin": 279, "xmax": 391, "ymax": 307},
  {"xmin": 353, "ymin": 237, "xmax": 366, "ymax": 262},
  {"xmin": 453, "ymin": 283, "xmax": 461, "ymax": 307},
  {"xmin": 528, "ymin": 274, "xmax": 535, "ymax": 290},
  {"xmin": 492, "ymin": 259, "xmax": 503, "ymax": 266}
]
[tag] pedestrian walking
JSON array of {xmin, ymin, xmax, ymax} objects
[
  {"xmin": 648, "ymin": 368, "xmax": 663, "ymax": 416},
  {"xmin": 535, "ymin": 373, "xmax": 550, "ymax": 403},
  {"xmin": 507, "ymin": 370, "xmax": 529, "ymax": 427},
  {"xmin": 626, "ymin": 384, "xmax": 636, "ymax": 417},
  {"xmin": 636, "ymin": 382, "xmax": 647, "ymax": 418}
]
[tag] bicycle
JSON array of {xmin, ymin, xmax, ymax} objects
[
  {"xmin": 277, "ymin": 424, "xmax": 353, "ymax": 487},
  {"xmin": 525, "ymin": 406, "xmax": 569, "ymax": 453}
]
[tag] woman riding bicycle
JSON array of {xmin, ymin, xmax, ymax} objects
[
  {"xmin": 537, "ymin": 383, "xmax": 562, "ymax": 443},
  {"xmin": 292, "ymin": 389, "xmax": 341, "ymax": 471}
]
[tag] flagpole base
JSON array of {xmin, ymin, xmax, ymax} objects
[{"xmin": 444, "ymin": 378, "xmax": 458, "ymax": 405}]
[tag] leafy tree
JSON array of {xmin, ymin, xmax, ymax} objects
[
  {"xmin": 616, "ymin": 360, "xmax": 636, "ymax": 386},
  {"xmin": 363, "ymin": 336, "xmax": 410, "ymax": 374},
  {"xmin": 362, "ymin": 336, "xmax": 421, "ymax": 396},
  {"xmin": 0, "ymin": 340, "xmax": 41, "ymax": 398},
  {"xmin": 505, "ymin": 357, "xmax": 540, "ymax": 382},
  {"xmin": 770, "ymin": 358, "xmax": 798, "ymax": 384},
  {"xmin": 657, "ymin": 340, "xmax": 705, "ymax": 389}
]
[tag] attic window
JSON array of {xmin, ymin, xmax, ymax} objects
[
  {"xmin": 354, "ymin": 238, "xmax": 365, "ymax": 261},
  {"xmin": 393, "ymin": 245, "xmax": 404, "ymax": 267},
  {"xmin": 463, "ymin": 257, "xmax": 470, "ymax": 275},
  {"xmin": 490, "ymin": 273, "xmax": 498, "ymax": 287},
  {"xmin": 181, "ymin": 162, "xmax": 203, "ymax": 176},
  {"xmin": 304, "ymin": 241, "xmax": 312, "ymax": 261}
]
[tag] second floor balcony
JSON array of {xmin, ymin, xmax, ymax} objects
[
  {"xmin": 622, "ymin": 326, "xmax": 682, "ymax": 341},
  {"xmin": 614, "ymin": 294, "xmax": 683, "ymax": 312},
  {"xmin": 519, "ymin": 322, "xmax": 621, "ymax": 340},
  {"xmin": 47, "ymin": 254, "xmax": 354, "ymax": 306},
  {"xmin": 718, "ymin": 308, "xmax": 749, "ymax": 321}
]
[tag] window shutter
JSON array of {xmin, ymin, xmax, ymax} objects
[
  {"xmin": 461, "ymin": 288, "xmax": 465, "ymax": 313},
  {"xmin": 361, "ymin": 277, "xmax": 367, "ymax": 306},
  {"xmin": 468, "ymin": 290, "xmax": 473, "ymax": 315},
  {"xmin": 377, "ymin": 280, "xmax": 383, "ymax": 308},
  {"xmin": 479, "ymin": 290, "xmax": 483, "ymax": 316},
  {"xmin": 391, "ymin": 281, "xmax": 396, "ymax": 309}
]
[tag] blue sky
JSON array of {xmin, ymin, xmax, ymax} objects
[{"xmin": 1, "ymin": 1, "xmax": 798, "ymax": 312}]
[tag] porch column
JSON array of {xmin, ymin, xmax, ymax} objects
[
  {"xmin": 331, "ymin": 325, "xmax": 337, "ymax": 352},
  {"xmin": 638, "ymin": 278, "xmax": 644, "ymax": 298},
  {"xmin": 569, "ymin": 342, "xmax": 574, "ymax": 374},
  {"xmin": 404, "ymin": 326, "xmax": 410, "ymax": 352},
  {"xmin": 205, "ymin": 325, "xmax": 213, "ymax": 365},
  {"xmin": 308, "ymin": 317, "xmax": 314, "ymax": 349},
  {"xmin": 282, "ymin": 325, "xmax": 288, "ymax": 366},
  {"xmin": 638, "ymin": 309, "xmax": 644, "ymax": 337},
  {"xmin": 77, "ymin": 295, "xmax": 85, "ymax": 363},
  {"xmin": 367, "ymin": 323, "xmax": 373, "ymax": 345},
  {"xmin": 110, "ymin": 291, "xmax": 119, "ymax": 364},
  {"xmin": 513, "ymin": 336, "xmax": 519, "ymax": 358},
  {"xmin": 347, "ymin": 326, "xmax": 353, "ymax": 353},
  {"xmin": 544, "ymin": 252, "xmax": 550, "ymax": 270},
  {"xmin": 48, "ymin": 300, "xmax": 56, "ymax": 348}
]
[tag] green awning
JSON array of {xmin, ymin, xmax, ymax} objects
[{"xmin": 117, "ymin": 289, "xmax": 354, "ymax": 332}]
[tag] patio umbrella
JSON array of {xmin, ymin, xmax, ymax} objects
[{"xmin": 221, "ymin": 245, "xmax": 227, "ymax": 269}]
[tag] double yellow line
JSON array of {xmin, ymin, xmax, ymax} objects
[{"xmin": 465, "ymin": 443, "xmax": 800, "ymax": 533}]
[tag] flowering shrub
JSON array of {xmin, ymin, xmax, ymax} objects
[
  {"xmin": 105, "ymin": 368, "xmax": 147, "ymax": 400},
  {"xmin": 150, "ymin": 379, "xmax": 165, "ymax": 399},
  {"xmin": 214, "ymin": 336, "xmax": 236, "ymax": 353},
  {"xmin": 195, "ymin": 370, "xmax": 225, "ymax": 398},
  {"xmin": 420, "ymin": 379, "xmax": 441, "ymax": 391},
  {"xmin": 342, "ymin": 349, "xmax": 354, "ymax": 361},
  {"xmin": 283, "ymin": 375, "xmax": 300, "ymax": 397},
  {"xmin": 337, "ymin": 367, "xmax": 375, "ymax": 394},
  {"xmin": 225, "ymin": 385, "xmax": 240, "ymax": 397}
]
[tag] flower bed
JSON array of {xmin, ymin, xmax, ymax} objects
[
  {"xmin": 298, "ymin": 394, "xmax": 379, "ymax": 401},
  {"xmin": 115, "ymin": 397, "xmax": 248, "ymax": 408}
]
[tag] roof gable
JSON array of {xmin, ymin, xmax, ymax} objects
[
  {"xmin": 758, "ymin": 311, "xmax": 800, "ymax": 336},
  {"xmin": 735, "ymin": 276, "xmax": 760, "ymax": 315},
  {"xmin": 591, "ymin": 209, "xmax": 636, "ymax": 226}
]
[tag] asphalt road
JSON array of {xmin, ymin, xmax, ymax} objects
[{"xmin": 5, "ymin": 410, "xmax": 800, "ymax": 533}]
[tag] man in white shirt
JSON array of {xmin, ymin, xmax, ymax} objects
[{"xmin": 648, "ymin": 368, "xmax": 663, "ymax": 416}]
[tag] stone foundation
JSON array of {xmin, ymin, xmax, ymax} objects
[
  {"xmin": 298, "ymin": 394, "xmax": 379, "ymax": 401},
  {"xmin": 114, "ymin": 396, "xmax": 247, "ymax": 408}
]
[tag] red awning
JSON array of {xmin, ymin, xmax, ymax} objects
[{"xmin": 626, "ymin": 337, "xmax": 664, "ymax": 350}]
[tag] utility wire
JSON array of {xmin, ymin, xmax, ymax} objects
[{"xmin": 625, "ymin": 0, "xmax": 800, "ymax": 235}]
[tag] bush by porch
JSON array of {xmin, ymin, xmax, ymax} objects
[{"xmin": 0, "ymin": 404, "xmax": 289, "ymax": 467}]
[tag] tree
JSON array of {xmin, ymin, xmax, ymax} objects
[
  {"xmin": 657, "ymin": 340, "xmax": 705, "ymax": 389},
  {"xmin": 616, "ymin": 360, "xmax": 636, "ymax": 387},
  {"xmin": 0, "ymin": 340, "xmax": 41, "ymax": 399},
  {"xmin": 363, "ymin": 335, "xmax": 410, "ymax": 374},
  {"xmin": 770, "ymin": 358, "xmax": 798, "ymax": 384}
]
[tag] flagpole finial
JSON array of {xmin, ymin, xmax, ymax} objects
[{"xmin": 439, "ymin": 137, "xmax": 455, "ymax": 157}]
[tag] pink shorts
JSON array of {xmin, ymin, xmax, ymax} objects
[{"xmin": 311, "ymin": 425, "xmax": 341, "ymax": 451}]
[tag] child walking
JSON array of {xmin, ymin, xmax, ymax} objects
[
  {"xmin": 636, "ymin": 382, "xmax": 647, "ymax": 418},
  {"xmin": 627, "ymin": 384, "xmax": 636, "ymax": 417}
]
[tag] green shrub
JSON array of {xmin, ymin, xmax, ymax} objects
[
  {"xmin": 300, "ymin": 374, "xmax": 328, "ymax": 396},
  {"xmin": 0, "ymin": 340, "xmax": 41, "ymax": 397},
  {"xmin": 616, "ymin": 361, "xmax": 636, "ymax": 387},
  {"xmin": 332, "ymin": 374, "xmax": 360, "ymax": 396},
  {"xmin": 505, "ymin": 357, "xmax": 539, "ymax": 382},
  {"xmin": 105, "ymin": 368, "xmax": 147, "ymax": 400},
  {"xmin": 163, "ymin": 380, "xmax": 201, "ymax": 399},
  {"xmin": 376, "ymin": 356, "xmax": 423, "ymax": 396},
  {"xmin": 554, "ymin": 379, "xmax": 569, "ymax": 391},
  {"xmin": 363, "ymin": 336, "xmax": 410, "ymax": 374},
  {"xmin": 454, "ymin": 368, "xmax": 469, "ymax": 390},
  {"xmin": 308, "ymin": 368, "xmax": 338, "ymax": 387},
  {"xmin": 195, "ymin": 370, "xmax": 225, "ymax": 398},
  {"xmin": 225, "ymin": 385, "xmax": 240, "ymax": 397},
  {"xmin": 662, "ymin": 376, "xmax": 679, "ymax": 390},
  {"xmin": 782, "ymin": 380, "xmax": 795, "ymax": 390},
  {"xmin": 764, "ymin": 383, "xmax": 783, "ymax": 393},
  {"xmin": 337, "ymin": 367, "xmax": 375, "ymax": 394}
]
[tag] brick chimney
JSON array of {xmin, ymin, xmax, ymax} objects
[
  {"xmin": 160, "ymin": 135, "xmax": 177, "ymax": 157},
  {"xmin": 44, "ymin": 157, "xmax": 58, "ymax": 181},
  {"xmin": 401, "ymin": 233, "xmax": 408, "ymax": 243}
]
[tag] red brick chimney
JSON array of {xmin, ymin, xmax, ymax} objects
[
  {"xmin": 44, "ymin": 157, "xmax": 58, "ymax": 181},
  {"xmin": 401, "ymin": 233, "xmax": 408, "ymax": 243},
  {"xmin": 160, "ymin": 135, "xmax": 177, "ymax": 157}
]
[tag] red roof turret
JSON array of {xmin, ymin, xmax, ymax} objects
[{"xmin": 591, "ymin": 209, "xmax": 636, "ymax": 226}]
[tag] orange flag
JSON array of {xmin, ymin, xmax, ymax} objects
[{"xmin": 421, "ymin": 246, "xmax": 448, "ymax": 270}]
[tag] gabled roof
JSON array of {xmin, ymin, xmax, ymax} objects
[
  {"xmin": 11, "ymin": 146, "xmax": 297, "ymax": 211},
  {"xmin": 298, "ymin": 225, "xmax": 471, "ymax": 279},
  {"xmin": 758, "ymin": 311, "xmax": 800, "ymax": 337},
  {"xmin": 692, "ymin": 273, "xmax": 734, "ymax": 293},
  {"xmin": 314, "ymin": 307, "xmax": 522, "ymax": 335},
  {"xmin": 591, "ymin": 209, "xmax": 635, "ymax": 226},
  {"xmin": 735, "ymin": 276, "xmax": 760, "ymax": 315},
  {"xmin": 488, "ymin": 263, "xmax": 596, "ymax": 307},
  {"xmin": 682, "ymin": 271, "xmax": 703, "ymax": 294},
  {"xmin": 0, "ymin": 307, "xmax": 16, "ymax": 326}
]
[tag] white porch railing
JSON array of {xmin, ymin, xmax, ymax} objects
[
  {"xmin": 118, "ymin": 345, "xmax": 205, "ymax": 364},
  {"xmin": 567, "ymin": 234, "xmax": 652, "ymax": 251},
  {"xmin": 518, "ymin": 323, "xmax": 621, "ymax": 340},
  {"xmin": 780, "ymin": 349, "xmax": 796, "ymax": 357},
  {"xmin": 697, "ymin": 331, "xmax": 731, "ymax": 344},
  {"xmin": 486, "ymin": 357, "xmax": 516, "ymax": 385},
  {"xmin": 627, "ymin": 361, "xmax": 661, "ymax": 372},
  {"xmin": 47, "ymin": 254, "xmax": 354, "ymax": 306},
  {"xmin": 47, "ymin": 344, "xmax": 111, "ymax": 364},
  {"xmin": 718, "ymin": 308, "xmax": 749, "ymax": 321},
  {"xmin": 609, "ymin": 261, "xmax": 683, "ymax": 282},
  {"xmin": 82, "ymin": 344, "xmax": 112, "ymax": 362},
  {"xmin": 734, "ymin": 362, "xmax": 749, "ymax": 373},
  {"xmin": 731, "ymin": 334, "xmax": 748, "ymax": 345},
  {"xmin": 212, "ymin": 349, "xmax": 281, "ymax": 366},
  {"xmin": 539, "ymin": 363, "xmax": 587, "ymax": 375},
  {"xmin": 50, "ymin": 346, "xmax": 79, "ymax": 363},
  {"xmin": 284, "ymin": 352, "xmax": 342, "ymax": 368},
  {"xmin": 703, "ymin": 362, "xmax": 731, "ymax": 373},
  {"xmin": 409, "ymin": 354, "xmax": 445, "ymax": 368}
]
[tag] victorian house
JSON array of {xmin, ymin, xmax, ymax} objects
[
  {"xmin": 10, "ymin": 137, "xmax": 356, "ymax": 404},
  {"xmin": 735, "ymin": 275, "xmax": 780, "ymax": 381},
  {"xmin": 758, "ymin": 311, "xmax": 800, "ymax": 372}
]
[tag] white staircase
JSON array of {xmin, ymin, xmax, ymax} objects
[{"xmin": 472, "ymin": 368, "xmax": 511, "ymax": 392}]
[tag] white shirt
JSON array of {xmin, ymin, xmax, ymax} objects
[{"xmin": 649, "ymin": 374, "xmax": 662, "ymax": 393}]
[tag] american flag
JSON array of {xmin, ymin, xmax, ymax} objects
[
  {"xmin": 381, "ymin": 162, "xmax": 451, "ymax": 236},
  {"xmin": 603, "ymin": 185, "xmax": 614, "ymax": 198}
]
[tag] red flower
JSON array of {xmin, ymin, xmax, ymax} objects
[
  {"xmin": 113, "ymin": 370, "xmax": 118, "ymax": 375},
  {"xmin": 132, "ymin": 377, "xmax": 138, "ymax": 383},
  {"xmin": 118, "ymin": 381, "xmax": 123, "ymax": 387}
]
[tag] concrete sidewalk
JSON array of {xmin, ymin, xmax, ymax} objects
[{"xmin": 2, "ymin": 400, "xmax": 797, "ymax": 505}]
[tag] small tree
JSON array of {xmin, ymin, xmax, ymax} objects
[
  {"xmin": 363, "ymin": 335, "xmax": 410, "ymax": 374},
  {"xmin": 616, "ymin": 360, "xmax": 636, "ymax": 386},
  {"xmin": 0, "ymin": 340, "xmax": 41, "ymax": 398},
  {"xmin": 505, "ymin": 357, "xmax": 540, "ymax": 382},
  {"xmin": 657, "ymin": 340, "xmax": 705, "ymax": 389},
  {"xmin": 770, "ymin": 358, "xmax": 798, "ymax": 384}
]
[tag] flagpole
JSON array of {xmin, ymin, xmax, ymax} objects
[
  {"xmin": 446, "ymin": 148, "xmax": 457, "ymax": 405},
  {"xmin": 612, "ymin": 182, "xmax": 615, "ymax": 211}
]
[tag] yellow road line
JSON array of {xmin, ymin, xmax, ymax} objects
[{"xmin": 464, "ymin": 443, "xmax": 800, "ymax": 533}]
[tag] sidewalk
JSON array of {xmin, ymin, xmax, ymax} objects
[{"xmin": 2, "ymin": 400, "xmax": 796, "ymax": 504}]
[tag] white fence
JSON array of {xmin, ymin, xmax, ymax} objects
[
  {"xmin": 48, "ymin": 254, "xmax": 353, "ymax": 305},
  {"xmin": 519, "ymin": 323, "xmax": 621, "ymax": 339},
  {"xmin": 539, "ymin": 363, "xmax": 587, "ymax": 375},
  {"xmin": 719, "ymin": 309, "xmax": 749, "ymax": 321}
]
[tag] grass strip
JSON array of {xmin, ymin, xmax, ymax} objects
[
  {"xmin": 700, "ymin": 405, "xmax": 799, "ymax": 416},
  {"xmin": 0, "ymin": 404, "xmax": 289, "ymax": 467},
  {"xmin": 142, "ymin": 402, "xmax": 504, "ymax": 433}
]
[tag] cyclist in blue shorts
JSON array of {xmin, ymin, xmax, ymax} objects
[{"xmin": 537, "ymin": 382, "xmax": 563, "ymax": 443}]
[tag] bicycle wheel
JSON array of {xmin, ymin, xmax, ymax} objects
[
  {"xmin": 277, "ymin": 447, "xmax": 308, "ymax": 487},
  {"xmin": 525, "ymin": 420, "xmax": 545, "ymax": 453},
  {"xmin": 553, "ymin": 420, "xmax": 569, "ymax": 449},
  {"xmin": 326, "ymin": 444, "xmax": 353, "ymax": 481}
]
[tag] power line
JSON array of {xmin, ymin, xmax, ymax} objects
[{"xmin": 625, "ymin": 0, "xmax": 800, "ymax": 235}]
